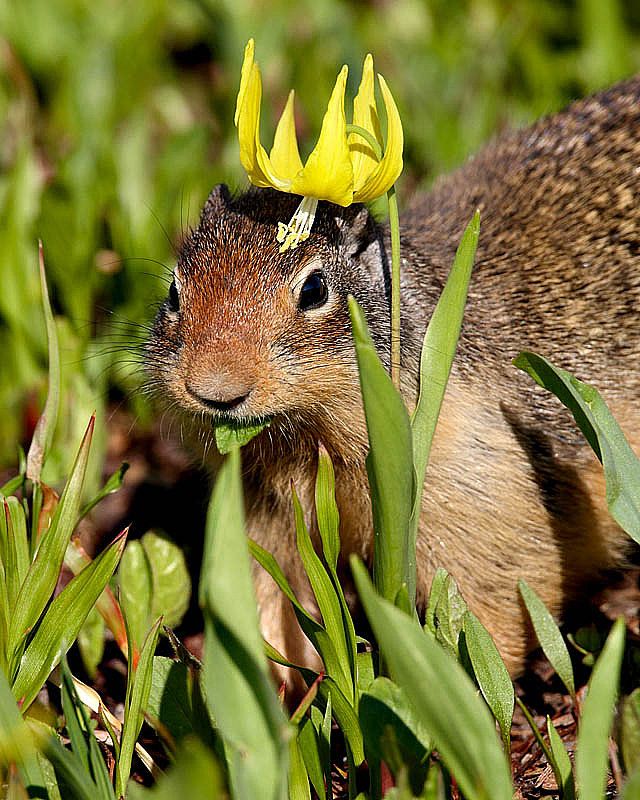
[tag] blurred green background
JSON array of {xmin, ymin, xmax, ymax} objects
[{"xmin": 1, "ymin": 0, "xmax": 639, "ymax": 488}]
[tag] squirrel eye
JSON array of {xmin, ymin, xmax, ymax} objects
[
  {"xmin": 298, "ymin": 271, "xmax": 328, "ymax": 311},
  {"xmin": 168, "ymin": 279, "xmax": 180, "ymax": 312}
]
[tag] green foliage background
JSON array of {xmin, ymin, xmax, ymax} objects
[{"xmin": 1, "ymin": 0, "xmax": 640, "ymax": 480}]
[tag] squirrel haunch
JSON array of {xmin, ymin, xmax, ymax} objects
[{"xmin": 147, "ymin": 77, "xmax": 640, "ymax": 677}]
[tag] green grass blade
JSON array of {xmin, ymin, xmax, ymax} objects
[
  {"xmin": 314, "ymin": 449, "xmax": 358, "ymax": 691},
  {"xmin": 621, "ymin": 687, "xmax": 640, "ymax": 776},
  {"xmin": 25, "ymin": 243, "xmax": 60, "ymax": 484},
  {"xmin": 39, "ymin": 733, "xmax": 97, "ymax": 800},
  {"xmin": 9, "ymin": 416, "xmax": 95, "ymax": 657},
  {"xmin": 575, "ymin": 617, "xmax": 625, "ymax": 800},
  {"xmin": 116, "ymin": 617, "xmax": 162, "ymax": 798},
  {"xmin": 315, "ymin": 445, "xmax": 340, "ymax": 569},
  {"xmin": 349, "ymin": 296, "xmax": 414, "ymax": 606},
  {"xmin": 515, "ymin": 351, "xmax": 640, "ymax": 542},
  {"xmin": 518, "ymin": 579, "xmax": 575, "ymax": 699},
  {"xmin": 411, "ymin": 211, "xmax": 479, "ymax": 530},
  {"xmin": 12, "ymin": 529, "xmax": 127, "ymax": 709},
  {"xmin": 352, "ymin": 557, "xmax": 513, "ymax": 800},
  {"xmin": 298, "ymin": 717, "xmax": 325, "ymax": 800},
  {"xmin": 547, "ymin": 716, "xmax": 575, "ymax": 800},
  {"xmin": 60, "ymin": 658, "xmax": 114, "ymax": 799},
  {"xmin": 463, "ymin": 611, "xmax": 514, "ymax": 754},
  {"xmin": 292, "ymin": 486, "xmax": 352, "ymax": 699},
  {"xmin": 5, "ymin": 497, "xmax": 30, "ymax": 591},
  {"xmin": 0, "ymin": 669, "xmax": 47, "ymax": 794},
  {"xmin": 201, "ymin": 448, "xmax": 290, "ymax": 800},
  {"xmin": 288, "ymin": 736, "xmax": 312, "ymax": 800},
  {"xmin": 79, "ymin": 462, "xmax": 129, "ymax": 520}
]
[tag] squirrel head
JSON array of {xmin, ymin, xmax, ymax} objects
[{"xmin": 147, "ymin": 184, "xmax": 390, "ymax": 460}]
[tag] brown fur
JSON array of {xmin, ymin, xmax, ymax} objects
[{"xmin": 147, "ymin": 77, "xmax": 640, "ymax": 680}]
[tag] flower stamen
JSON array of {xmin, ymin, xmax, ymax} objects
[{"xmin": 276, "ymin": 196, "xmax": 319, "ymax": 252}]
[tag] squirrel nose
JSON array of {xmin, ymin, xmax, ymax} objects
[{"xmin": 185, "ymin": 379, "xmax": 252, "ymax": 413}]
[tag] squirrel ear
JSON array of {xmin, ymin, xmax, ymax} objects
[
  {"xmin": 335, "ymin": 204, "xmax": 377, "ymax": 257},
  {"xmin": 204, "ymin": 184, "xmax": 231, "ymax": 218}
]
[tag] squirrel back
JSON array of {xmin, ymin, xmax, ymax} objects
[{"xmin": 147, "ymin": 76, "xmax": 640, "ymax": 675}]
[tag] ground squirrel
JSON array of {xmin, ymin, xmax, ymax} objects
[{"xmin": 147, "ymin": 76, "xmax": 640, "ymax": 677}]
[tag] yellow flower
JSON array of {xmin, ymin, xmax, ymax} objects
[{"xmin": 234, "ymin": 39, "xmax": 404, "ymax": 251}]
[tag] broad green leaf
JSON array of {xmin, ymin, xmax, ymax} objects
[
  {"xmin": 352, "ymin": 557, "xmax": 513, "ymax": 800},
  {"xmin": 518, "ymin": 579, "xmax": 575, "ymax": 699},
  {"xmin": 214, "ymin": 419, "xmax": 270, "ymax": 454},
  {"xmin": 463, "ymin": 611, "xmax": 514, "ymax": 753},
  {"xmin": 515, "ymin": 352, "xmax": 640, "ymax": 542},
  {"xmin": 116, "ymin": 617, "xmax": 162, "ymax": 798},
  {"xmin": 144, "ymin": 531, "xmax": 191, "ymax": 628},
  {"xmin": 411, "ymin": 211, "xmax": 479, "ymax": 536},
  {"xmin": 119, "ymin": 539, "xmax": 152, "ymax": 649},
  {"xmin": 621, "ymin": 687, "xmax": 640, "ymax": 775},
  {"xmin": 0, "ymin": 669, "xmax": 47, "ymax": 794},
  {"xmin": 38, "ymin": 733, "xmax": 96, "ymax": 800},
  {"xmin": 292, "ymin": 487, "xmax": 352, "ymax": 699},
  {"xmin": 547, "ymin": 717, "xmax": 575, "ymax": 800},
  {"xmin": 25, "ymin": 244, "xmax": 60, "ymax": 483},
  {"xmin": 428, "ymin": 571, "xmax": 468, "ymax": 658},
  {"xmin": 77, "ymin": 606, "xmax": 105, "ymax": 679},
  {"xmin": 349, "ymin": 297, "xmax": 414, "ymax": 606},
  {"xmin": 79, "ymin": 462, "xmax": 129, "ymax": 520},
  {"xmin": 288, "ymin": 736, "xmax": 312, "ymax": 800},
  {"xmin": 9, "ymin": 416, "xmax": 95, "ymax": 659},
  {"xmin": 147, "ymin": 656, "xmax": 195, "ymax": 742},
  {"xmin": 201, "ymin": 449, "xmax": 290, "ymax": 800},
  {"xmin": 126, "ymin": 737, "xmax": 223, "ymax": 799},
  {"xmin": 12, "ymin": 530, "xmax": 127, "ymax": 709},
  {"xmin": 360, "ymin": 677, "xmax": 432, "ymax": 777},
  {"xmin": 424, "ymin": 568, "xmax": 449, "ymax": 636},
  {"xmin": 575, "ymin": 617, "xmax": 625, "ymax": 800}
]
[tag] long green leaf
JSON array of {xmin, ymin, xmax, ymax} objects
[
  {"xmin": 349, "ymin": 297, "xmax": 414, "ymax": 606},
  {"xmin": 314, "ymin": 448, "xmax": 357, "ymax": 693},
  {"xmin": 79, "ymin": 462, "xmax": 129, "ymax": 520},
  {"xmin": 291, "ymin": 487, "xmax": 352, "ymax": 699},
  {"xmin": 575, "ymin": 617, "xmax": 625, "ymax": 800},
  {"xmin": 249, "ymin": 538, "xmax": 345, "ymax": 687},
  {"xmin": 201, "ymin": 448, "xmax": 290, "ymax": 800},
  {"xmin": 9, "ymin": 416, "xmax": 95, "ymax": 659},
  {"xmin": 463, "ymin": 610, "xmax": 514, "ymax": 754},
  {"xmin": 12, "ymin": 529, "xmax": 126, "ymax": 709},
  {"xmin": 25, "ymin": 243, "xmax": 60, "ymax": 483},
  {"xmin": 547, "ymin": 716, "xmax": 575, "ymax": 800},
  {"xmin": 515, "ymin": 351, "xmax": 640, "ymax": 542},
  {"xmin": 116, "ymin": 617, "xmax": 162, "ymax": 798},
  {"xmin": 352, "ymin": 557, "xmax": 513, "ymax": 800},
  {"xmin": 0, "ymin": 669, "xmax": 47, "ymax": 795},
  {"xmin": 411, "ymin": 211, "xmax": 479, "ymax": 533},
  {"xmin": 518, "ymin": 579, "xmax": 575, "ymax": 699}
]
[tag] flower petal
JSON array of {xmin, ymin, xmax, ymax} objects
[
  {"xmin": 353, "ymin": 73, "xmax": 403, "ymax": 202},
  {"xmin": 269, "ymin": 90, "xmax": 304, "ymax": 181},
  {"xmin": 289, "ymin": 65, "xmax": 354, "ymax": 206},
  {"xmin": 235, "ymin": 40, "xmax": 290, "ymax": 190},
  {"xmin": 350, "ymin": 54, "xmax": 384, "ymax": 192}
]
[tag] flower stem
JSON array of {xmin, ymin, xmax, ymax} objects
[
  {"xmin": 387, "ymin": 185, "xmax": 401, "ymax": 389},
  {"xmin": 346, "ymin": 124, "xmax": 402, "ymax": 388}
]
